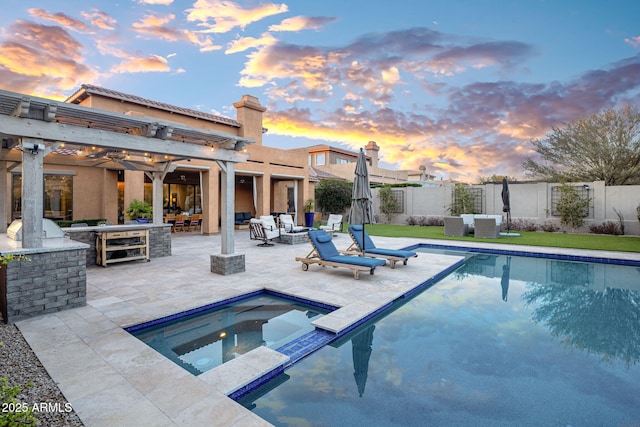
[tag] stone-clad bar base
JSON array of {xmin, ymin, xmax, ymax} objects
[{"xmin": 1, "ymin": 239, "xmax": 89, "ymax": 323}]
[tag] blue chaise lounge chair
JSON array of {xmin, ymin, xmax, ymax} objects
[
  {"xmin": 346, "ymin": 225, "xmax": 418, "ymax": 268},
  {"xmin": 295, "ymin": 229, "xmax": 386, "ymax": 279}
]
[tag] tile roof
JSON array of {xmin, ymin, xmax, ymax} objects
[{"xmin": 67, "ymin": 84, "xmax": 241, "ymax": 128}]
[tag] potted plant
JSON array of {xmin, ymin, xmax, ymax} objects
[
  {"xmin": 303, "ymin": 198, "xmax": 315, "ymax": 228},
  {"xmin": 125, "ymin": 199, "xmax": 153, "ymax": 223}
]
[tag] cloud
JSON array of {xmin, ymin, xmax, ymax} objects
[
  {"xmin": 225, "ymin": 33, "xmax": 277, "ymax": 54},
  {"xmin": 0, "ymin": 20, "xmax": 97, "ymax": 98},
  {"xmin": 131, "ymin": 13, "xmax": 220, "ymax": 51},
  {"xmin": 261, "ymin": 47, "xmax": 640, "ymax": 181},
  {"xmin": 138, "ymin": 0, "xmax": 173, "ymax": 4},
  {"xmin": 110, "ymin": 54, "xmax": 171, "ymax": 73},
  {"xmin": 625, "ymin": 36, "xmax": 640, "ymax": 48},
  {"xmin": 186, "ymin": 0, "xmax": 288, "ymax": 33},
  {"xmin": 268, "ymin": 16, "xmax": 337, "ymax": 32},
  {"xmin": 427, "ymin": 41, "xmax": 534, "ymax": 76},
  {"xmin": 236, "ymin": 27, "xmax": 533, "ymax": 108},
  {"xmin": 80, "ymin": 9, "xmax": 117, "ymax": 31},
  {"xmin": 132, "ymin": 13, "xmax": 182, "ymax": 41},
  {"xmin": 238, "ymin": 26, "xmax": 635, "ymax": 179},
  {"xmin": 27, "ymin": 8, "xmax": 93, "ymax": 33}
]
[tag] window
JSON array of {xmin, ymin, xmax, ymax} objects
[
  {"xmin": 315, "ymin": 153, "xmax": 325, "ymax": 166},
  {"xmin": 336, "ymin": 157, "xmax": 350, "ymax": 164},
  {"xmin": 12, "ymin": 174, "xmax": 74, "ymax": 220}
]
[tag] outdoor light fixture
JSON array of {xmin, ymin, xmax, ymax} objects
[
  {"xmin": 22, "ymin": 141, "xmax": 40, "ymax": 155},
  {"xmin": 583, "ymin": 184, "xmax": 590, "ymax": 190}
]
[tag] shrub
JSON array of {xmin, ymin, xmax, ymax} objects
[
  {"xmin": 406, "ymin": 216, "xmax": 443, "ymax": 226},
  {"xmin": 125, "ymin": 199, "xmax": 152, "ymax": 219},
  {"xmin": 449, "ymin": 184, "xmax": 478, "ymax": 216},
  {"xmin": 425, "ymin": 216, "xmax": 444, "ymax": 226},
  {"xmin": 589, "ymin": 221, "xmax": 623, "ymax": 235},
  {"xmin": 556, "ymin": 183, "xmax": 590, "ymax": 231},
  {"xmin": 613, "ymin": 208, "xmax": 625, "ymax": 235},
  {"xmin": 315, "ymin": 179, "xmax": 352, "ymax": 215},
  {"xmin": 406, "ymin": 216, "xmax": 423, "ymax": 226},
  {"xmin": 511, "ymin": 218, "xmax": 538, "ymax": 232},
  {"xmin": 540, "ymin": 221, "xmax": 560, "ymax": 232},
  {"xmin": 378, "ymin": 186, "xmax": 400, "ymax": 223}
]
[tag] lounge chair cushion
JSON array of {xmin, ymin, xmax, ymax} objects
[
  {"xmin": 349, "ymin": 225, "xmax": 417, "ymax": 258},
  {"xmin": 316, "ymin": 233, "xmax": 332, "ymax": 243},
  {"xmin": 308, "ymin": 230, "xmax": 385, "ymax": 268},
  {"xmin": 363, "ymin": 247, "xmax": 418, "ymax": 258}
]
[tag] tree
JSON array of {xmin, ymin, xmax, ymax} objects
[
  {"xmin": 477, "ymin": 174, "xmax": 516, "ymax": 184},
  {"xmin": 314, "ymin": 179, "xmax": 353, "ymax": 215},
  {"xmin": 522, "ymin": 105, "xmax": 640, "ymax": 185},
  {"xmin": 378, "ymin": 186, "xmax": 400, "ymax": 223},
  {"xmin": 449, "ymin": 184, "xmax": 478, "ymax": 215},
  {"xmin": 556, "ymin": 183, "xmax": 590, "ymax": 231}
]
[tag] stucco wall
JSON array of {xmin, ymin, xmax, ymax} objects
[{"xmin": 373, "ymin": 181, "xmax": 640, "ymax": 235}]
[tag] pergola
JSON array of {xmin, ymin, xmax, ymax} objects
[{"xmin": 0, "ymin": 88, "xmax": 253, "ymax": 258}]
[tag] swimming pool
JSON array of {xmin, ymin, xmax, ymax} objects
[
  {"xmin": 239, "ymin": 248, "xmax": 640, "ymax": 426},
  {"xmin": 126, "ymin": 291, "xmax": 334, "ymax": 375}
]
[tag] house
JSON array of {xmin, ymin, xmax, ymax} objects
[
  {"xmin": 3, "ymin": 84, "xmax": 311, "ymax": 233},
  {"xmin": 308, "ymin": 141, "xmax": 409, "ymax": 191}
]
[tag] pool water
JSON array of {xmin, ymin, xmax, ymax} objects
[
  {"xmin": 240, "ymin": 251, "xmax": 640, "ymax": 426},
  {"xmin": 127, "ymin": 293, "xmax": 331, "ymax": 375}
]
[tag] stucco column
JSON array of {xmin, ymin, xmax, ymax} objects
[
  {"xmin": 123, "ymin": 170, "xmax": 145, "ymax": 220},
  {"xmin": 0, "ymin": 160, "xmax": 6, "ymax": 232},
  {"xmin": 257, "ymin": 174, "xmax": 271, "ymax": 216},
  {"xmin": 201, "ymin": 168, "xmax": 219, "ymax": 235},
  {"xmin": 21, "ymin": 138, "xmax": 44, "ymax": 248},
  {"xmin": 219, "ymin": 161, "xmax": 235, "ymax": 254},
  {"xmin": 150, "ymin": 171, "xmax": 164, "ymax": 224}
]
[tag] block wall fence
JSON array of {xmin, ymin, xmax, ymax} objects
[{"xmin": 372, "ymin": 181, "xmax": 640, "ymax": 236}]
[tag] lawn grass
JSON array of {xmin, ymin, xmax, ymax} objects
[{"xmin": 350, "ymin": 223, "xmax": 640, "ymax": 253}]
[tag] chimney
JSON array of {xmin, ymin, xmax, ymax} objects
[
  {"xmin": 233, "ymin": 95, "xmax": 266, "ymax": 144},
  {"xmin": 365, "ymin": 141, "xmax": 380, "ymax": 168}
]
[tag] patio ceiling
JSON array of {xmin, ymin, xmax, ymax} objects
[{"xmin": 0, "ymin": 88, "xmax": 254, "ymax": 170}]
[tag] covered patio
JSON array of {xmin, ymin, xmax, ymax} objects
[{"xmin": 0, "ymin": 88, "xmax": 254, "ymax": 322}]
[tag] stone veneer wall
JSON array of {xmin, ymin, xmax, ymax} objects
[
  {"xmin": 148, "ymin": 226, "xmax": 172, "ymax": 258},
  {"xmin": 64, "ymin": 224, "xmax": 172, "ymax": 266},
  {"xmin": 3, "ymin": 248, "xmax": 87, "ymax": 323}
]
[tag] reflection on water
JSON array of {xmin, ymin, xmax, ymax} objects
[
  {"xmin": 523, "ymin": 273, "xmax": 640, "ymax": 367},
  {"xmin": 459, "ymin": 254, "xmax": 640, "ymax": 366},
  {"xmin": 242, "ymin": 252, "xmax": 640, "ymax": 426}
]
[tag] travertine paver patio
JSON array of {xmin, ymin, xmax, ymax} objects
[{"xmin": 15, "ymin": 231, "xmax": 640, "ymax": 426}]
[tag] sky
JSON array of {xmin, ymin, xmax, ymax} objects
[{"xmin": 0, "ymin": 0, "xmax": 639, "ymax": 182}]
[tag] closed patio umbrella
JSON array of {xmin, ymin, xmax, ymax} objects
[
  {"xmin": 501, "ymin": 177, "xmax": 511, "ymax": 233},
  {"xmin": 349, "ymin": 148, "xmax": 375, "ymax": 255}
]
